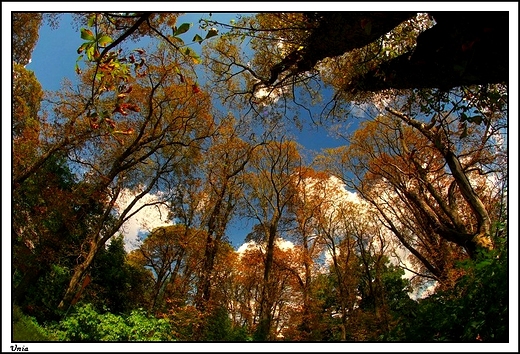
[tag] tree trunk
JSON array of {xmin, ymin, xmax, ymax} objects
[
  {"xmin": 255, "ymin": 222, "xmax": 278, "ymax": 341},
  {"xmin": 58, "ymin": 239, "xmax": 99, "ymax": 310},
  {"xmin": 444, "ymin": 151, "xmax": 493, "ymax": 250}
]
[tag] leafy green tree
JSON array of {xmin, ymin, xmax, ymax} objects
[
  {"xmin": 201, "ymin": 306, "xmax": 250, "ymax": 341},
  {"xmin": 12, "ymin": 154, "xmax": 104, "ymax": 321},
  {"xmin": 83, "ymin": 235, "xmax": 152, "ymax": 314},
  {"xmin": 389, "ymin": 229, "xmax": 507, "ymax": 342},
  {"xmin": 353, "ymin": 257, "xmax": 415, "ymax": 340}
]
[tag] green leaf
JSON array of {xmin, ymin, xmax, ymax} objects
[
  {"xmin": 80, "ymin": 28, "xmax": 95, "ymax": 41},
  {"xmin": 205, "ymin": 28, "xmax": 218, "ymax": 39},
  {"xmin": 183, "ymin": 47, "xmax": 201, "ymax": 64},
  {"xmin": 475, "ymin": 259, "xmax": 492, "ymax": 270},
  {"xmin": 174, "ymin": 22, "xmax": 191, "ymax": 36},
  {"xmin": 97, "ymin": 34, "xmax": 113, "ymax": 47},
  {"xmin": 193, "ymin": 34, "xmax": 204, "ymax": 44},
  {"xmin": 86, "ymin": 46, "xmax": 95, "ymax": 61}
]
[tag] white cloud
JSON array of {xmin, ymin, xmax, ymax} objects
[
  {"xmin": 114, "ymin": 189, "xmax": 173, "ymax": 252},
  {"xmin": 236, "ymin": 238, "xmax": 296, "ymax": 256}
]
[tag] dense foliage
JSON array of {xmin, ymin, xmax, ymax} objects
[{"xmin": 10, "ymin": 11, "xmax": 510, "ymax": 345}]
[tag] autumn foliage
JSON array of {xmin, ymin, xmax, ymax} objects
[{"xmin": 11, "ymin": 11, "xmax": 509, "ymax": 344}]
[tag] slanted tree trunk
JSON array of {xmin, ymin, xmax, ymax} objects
[
  {"xmin": 386, "ymin": 107, "xmax": 494, "ymax": 256},
  {"xmin": 268, "ymin": 12, "xmax": 416, "ymax": 85}
]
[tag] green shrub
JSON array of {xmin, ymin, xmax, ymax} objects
[
  {"xmin": 389, "ymin": 242, "xmax": 508, "ymax": 342},
  {"xmin": 54, "ymin": 303, "xmax": 173, "ymax": 341},
  {"xmin": 13, "ymin": 306, "xmax": 54, "ymax": 341}
]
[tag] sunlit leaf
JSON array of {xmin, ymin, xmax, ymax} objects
[
  {"xmin": 86, "ymin": 46, "xmax": 95, "ymax": 61},
  {"xmin": 80, "ymin": 28, "xmax": 95, "ymax": 41},
  {"xmin": 97, "ymin": 34, "xmax": 113, "ymax": 47},
  {"xmin": 183, "ymin": 47, "xmax": 201, "ymax": 64},
  {"xmin": 170, "ymin": 36, "xmax": 185, "ymax": 45}
]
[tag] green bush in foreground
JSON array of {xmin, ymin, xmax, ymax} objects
[{"xmin": 53, "ymin": 303, "xmax": 173, "ymax": 341}]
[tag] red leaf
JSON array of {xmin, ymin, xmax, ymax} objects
[{"xmin": 127, "ymin": 104, "xmax": 140, "ymax": 112}]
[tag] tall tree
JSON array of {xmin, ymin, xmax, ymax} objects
[
  {"xmin": 83, "ymin": 234, "xmax": 151, "ymax": 314},
  {"xmin": 285, "ymin": 167, "xmax": 338, "ymax": 339},
  {"xmin": 56, "ymin": 45, "xmax": 214, "ymax": 310},
  {"xmin": 242, "ymin": 138, "xmax": 302, "ymax": 340},
  {"xmin": 191, "ymin": 117, "xmax": 256, "ymax": 315}
]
